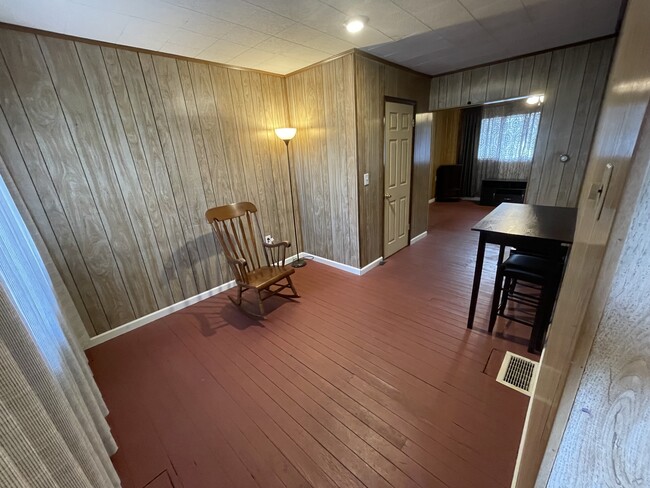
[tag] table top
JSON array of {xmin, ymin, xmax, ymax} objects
[{"xmin": 472, "ymin": 203, "xmax": 577, "ymax": 243}]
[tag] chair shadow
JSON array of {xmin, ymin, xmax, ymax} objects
[{"xmin": 178, "ymin": 291, "xmax": 294, "ymax": 338}]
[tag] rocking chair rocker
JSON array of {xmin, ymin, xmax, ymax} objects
[{"xmin": 205, "ymin": 202, "xmax": 300, "ymax": 317}]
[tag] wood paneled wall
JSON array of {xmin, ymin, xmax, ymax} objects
[
  {"xmin": 285, "ymin": 54, "xmax": 360, "ymax": 268},
  {"xmin": 0, "ymin": 27, "xmax": 292, "ymax": 337},
  {"xmin": 411, "ymin": 113, "xmax": 433, "ymax": 237},
  {"xmin": 430, "ymin": 109, "xmax": 461, "ymax": 198},
  {"xmin": 429, "ymin": 38, "xmax": 615, "ymax": 207},
  {"xmin": 355, "ymin": 55, "xmax": 431, "ymax": 266}
]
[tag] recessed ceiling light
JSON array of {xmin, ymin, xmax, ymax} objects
[
  {"xmin": 345, "ymin": 17, "xmax": 366, "ymax": 33},
  {"xmin": 526, "ymin": 94, "xmax": 545, "ymax": 105}
]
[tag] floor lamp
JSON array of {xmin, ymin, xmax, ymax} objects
[{"xmin": 275, "ymin": 127, "xmax": 306, "ymax": 268}]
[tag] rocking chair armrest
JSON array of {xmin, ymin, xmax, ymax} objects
[
  {"xmin": 226, "ymin": 257, "xmax": 248, "ymax": 282},
  {"xmin": 263, "ymin": 240, "xmax": 291, "ymax": 266}
]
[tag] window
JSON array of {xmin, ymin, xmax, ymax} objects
[{"xmin": 477, "ymin": 107, "xmax": 541, "ymax": 164}]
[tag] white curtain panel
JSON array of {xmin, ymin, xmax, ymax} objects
[
  {"xmin": 471, "ymin": 103, "xmax": 541, "ymax": 196},
  {"xmin": 0, "ymin": 172, "xmax": 120, "ymax": 487}
]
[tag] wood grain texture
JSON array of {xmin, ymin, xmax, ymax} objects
[
  {"xmin": 411, "ymin": 113, "xmax": 432, "ymax": 236},
  {"xmin": 511, "ymin": 1, "xmax": 650, "ymax": 484},
  {"xmin": 355, "ymin": 55, "xmax": 431, "ymax": 266},
  {"xmin": 429, "ymin": 38, "xmax": 615, "ymax": 208},
  {"xmin": 430, "ymin": 109, "xmax": 461, "ymax": 198},
  {"xmin": 285, "ymin": 54, "xmax": 359, "ymax": 267},
  {"xmin": 548, "ymin": 106, "xmax": 650, "ymax": 487},
  {"xmin": 89, "ymin": 202, "xmax": 537, "ymax": 488},
  {"xmin": 0, "ymin": 27, "xmax": 292, "ymax": 336}
]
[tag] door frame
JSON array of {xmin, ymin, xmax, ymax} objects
[{"xmin": 382, "ymin": 96, "xmax": 417, "ymax": 258}]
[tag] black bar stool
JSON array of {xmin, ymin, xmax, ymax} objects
[{"xmin": 488, "ymin": 253, "xmax": 564, "ymax": 353}]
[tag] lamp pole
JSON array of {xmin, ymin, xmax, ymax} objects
[{"xmin": 276, "ymin": 128, "xmax": 306, "ymax": 268}]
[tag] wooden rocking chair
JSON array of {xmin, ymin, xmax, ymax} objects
[{"xmin": 205, "ymin": 202, "xmax": 299, "ymax": 317}]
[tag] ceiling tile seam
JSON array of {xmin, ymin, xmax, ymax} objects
[{"xmin": 387, "ymin": 0, "xmax": 437, "ymax": 34}]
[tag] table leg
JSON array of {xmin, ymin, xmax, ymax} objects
[
  {"xmin": 467, "ymin": 233, "xmax": 486, "ymax": 329},
  {"xmin": 497, "ymin": 244, "xmax": 505, "ymax": 264}
]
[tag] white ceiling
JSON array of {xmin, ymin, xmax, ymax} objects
[{"xmin": 0, "ymin": 0, "xmax": 623, "ymax": 76}]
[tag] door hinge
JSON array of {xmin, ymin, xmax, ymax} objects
[
  {"xmin": 412, "ymin": 118, "xmax": 415, "ymax": 127},
  {"xmin": 382, "ymin": 116, "xmax": 385, "ymax": 126}
]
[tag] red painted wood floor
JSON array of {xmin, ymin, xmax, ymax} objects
[{"xmin": 88, "ymin": 202, "xmax": 537, "ymax": 488}]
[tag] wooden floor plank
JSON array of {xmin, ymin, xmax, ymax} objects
[{"xmin": 92, "ymin": 202, "xmax": 533, "ymax": 488}]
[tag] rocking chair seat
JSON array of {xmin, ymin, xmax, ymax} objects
[
  {"xmin": 205, "ymin": 201, "xmax": 300, "ymax": 317},
  {"xmin": 247, "ymin": 265, "xmax": 294, "ymax": 290}
]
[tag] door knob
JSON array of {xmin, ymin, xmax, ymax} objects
[{"xmin": 384, "ymin": 193, "xmax": 392, "ymax": 199}]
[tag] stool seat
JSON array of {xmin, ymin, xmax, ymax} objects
[
  {"xmin": 489, "ymin": 252, "xmax": 564, "ymax": 353},
  {"xmin": 503, "ymin": 254, "xmax": 554, "ymax": 276}
]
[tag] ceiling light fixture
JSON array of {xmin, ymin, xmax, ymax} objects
[
  {"xmin": 345, "ymin": 17, "xmax": 366, "ymax": 33},
  {"xmin": 526, "ymin": 94, "xmax": 545, "ymax": 105}
]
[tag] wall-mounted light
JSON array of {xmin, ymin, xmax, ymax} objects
[
  {"xmin": 345, "ymin": 17, "xmax": 367, "ymax": 33},
  {"xmin": 526, "ymin": 94, "xmax": 545, "ymax": 105}
]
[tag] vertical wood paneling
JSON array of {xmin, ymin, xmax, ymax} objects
[
  {"xmin": 110, "ymin": 48, "xmax": 191, "ymax": 302},
  {"xmin": 75, "ymin": 42, "xmax": 175, "ymax": 309},
  {"xmin": 0, "ymin": 29, "xmax": 135, "ymax": 328},
  {"xmin": 504, "ymin": 58, "xmax": 523, "ymax": 99},
  {"xmin": 446, "ymin": 72, "xmax": 463, "ymax": 109},
  {"xmin": 469, "ymin": 67, "xmax": 489, "ymax": 105},
  {"xmin": 486, "ymin": 62, "xmax": 507, "ymax": 101},
  {"xmin": 0, "ymin": 27, "xmax": 291, "ymax": 336},
  {"xmin": 430, "ymin": 109, "xmax": 461, "ymax": 198},
  {"xmin": 285, "ymin": 55, "xmax": 359, "ymax": 267},
  {"xmin": 0, "ymin": 55, "xmax": 108, "ymax": 335},
  {"xmin": 428, "ymin": 38, "xmax": 614, "ymax": 208},
  {"xmin": 526, "ymin": 50, "xmax": 566, "ymax": 204},
  {"xmin": 411, "ymin": 113, "xmax": 433, "ymax": 236},
  {"xmin": 38, "ymin": 35, "xmax": 158, "ymax": 319},
  {"xmin": 355, "ymin": 55, "xmax": 431, "ymax": 266},
  {"xmin": 566, "ymin": 40, "xmax": 615, "ymax": 206}
]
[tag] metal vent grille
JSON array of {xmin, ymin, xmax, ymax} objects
[{"xmin": 496, "ymin": 352, "xmax": 539, "ymax": 396}]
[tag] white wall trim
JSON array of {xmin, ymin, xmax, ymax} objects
[
  {"xmin": 302, "ymin": 253, "xmax": 382, "ymax": 276},
  {"xmin": 359, "ymin": 257, "xmax": 383, "ymax": 275},
  {"xmin": 410, "ymin": 231, "xmax": 428, "ymax": 244},
  {"xmin": 85, "ymin": 252, "xmax": 380, "ymax": 348},
  {"xmin": 86, "ymin": 279, "xmax": 237, "ymax": 348}
]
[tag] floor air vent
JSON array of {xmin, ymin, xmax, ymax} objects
[{"xmin": 496, "ymin": 352, "xmax": 539, "ymax": 396}]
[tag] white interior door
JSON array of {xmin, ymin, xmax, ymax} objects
[{"xmin": 383, "ymin": 101, "xmax": 414, "ymax": 258}]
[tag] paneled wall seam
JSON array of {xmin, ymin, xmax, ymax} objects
[
  {"xmin": 110, "ymin": 47, "xmax": 185, "ymax": 304},
  {"xmin": 74, "ymin": 41, "xmax": 164, "ymax": 312},
  {"xmin": 100, "ymin": 46, "xmax": 180, "ymax": 305},
  {"xmin": 0, "ymin": 27, "xmax": 293, "ymax": 335},
  {"xmin": 0, "ymin": 49, "xmax": 109, "ymax": 334},
  {"xmin": 35, "ymin": 34, "xmax": 139, "ymax": 324}
]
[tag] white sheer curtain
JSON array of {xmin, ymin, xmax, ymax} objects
[
  {"xmin": 0, "ymin": 171, "xmax": 120, "ymax": 487},
  {"xmin": 471, "ymin": 103, "xmax": 541, "ymax": 196}
]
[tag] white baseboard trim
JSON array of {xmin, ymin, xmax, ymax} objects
[
  {"xmin": 87, "ymin": 279, "xmax": 237, "ymax": 349},
  {"xmin": 410, "ymin": 231, "xmax": 428, "ymax": 244},
  {"xmin": 86, "ymin": 252, "xmax": 379, "ymax": 348},
  {"xmin": 428, "ymin": 198, "xmax": 436, "ymax": 203},
  {"xmin": 302, "ymin": 253, "xmax": 382, "ymax": 276}
]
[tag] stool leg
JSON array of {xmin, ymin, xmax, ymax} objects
[
  {"xmin": 489, "ymin": 266, "xmax": 504, "ymax": 333},
  {"xmin": 529, "ymin": 274, "xmax": 557, "ymax": 353},
  {"xmin": 498, "ymin": 276, "xmax": 511, "ymax": 314}
]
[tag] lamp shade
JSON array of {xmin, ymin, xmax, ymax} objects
[{"xmin": 274, "ymin": 127, "xmax": 297, "ymax": 141}]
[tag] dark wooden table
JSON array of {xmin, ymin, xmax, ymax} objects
[{"xmin": 467, "ymin": 203, "xmax": 577, "ymax": 330}]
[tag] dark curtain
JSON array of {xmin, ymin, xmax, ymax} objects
[{"xmin": 458, "ymin": 107, "xmax": 481, "ymax": 197}]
